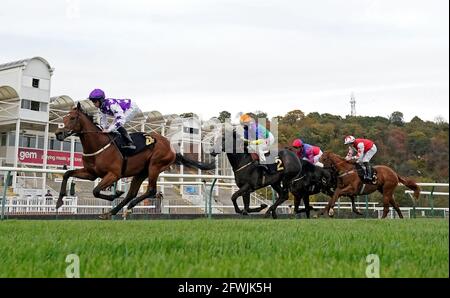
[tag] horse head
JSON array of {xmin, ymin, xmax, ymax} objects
[
  {"xmin": 319, "ymin": 151, "xmax": 335, "ymax": 168},
  {"xmin": 320, "ymin": 151, "xmax": 354, "ymax": 172},
  {"xmin": 55, "ymin": 102, "xmax": 93, "ymax": 141}
]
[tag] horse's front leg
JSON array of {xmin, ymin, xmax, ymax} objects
[
  {"xmin": 242, "ymin": 193, "xmax": 251, "ymax": 216},
  {"xmin": 57, "ymin": 168, "xmax": 96, "ymax": 209},
  {"xmin": 92, "ymin": 172, "xmax": 121, "ymax": 201},
  {"xmin": 293, "ymin": 194, "xmax": 301, "ymax": 214},
  {"xmin": 266, "ymin": 183, "xmax": 289, "ymax": 219},
  {"xmin": 230, "ymin": 185, "xmax": 250, "ymax": 214},
  {"xmin": 350, "ymin": 195, "xmax": 363, "ymax": 215},
  {"xmin": 325, "ymin": 185, "xmax": 354, "ymax": 217},
  {"xmin": 242, "ymin": 193, "xmax": 268, "ymax": 214},
  {"xmin": 304, "ymin": 195, "xmax": 311, "ymax": 219},
  {"xmin": 99, "ymin": 174, "xmax": 147, "ymax": 219}
]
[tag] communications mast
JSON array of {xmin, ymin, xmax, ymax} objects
[{"xmin": 350, "ymin": 92, "xmax": 356, "ymax": 116}]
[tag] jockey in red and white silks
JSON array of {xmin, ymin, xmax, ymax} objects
[{"xmin": 344, "ymin": 135, "xmax": 377, "ymax": 180}]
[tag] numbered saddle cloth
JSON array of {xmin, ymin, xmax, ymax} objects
[{"xmin": 112, "ymin": 132, "xmax": 157, "ymax": 157}]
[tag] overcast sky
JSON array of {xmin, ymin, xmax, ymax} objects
[{"xmin": 1, "ymin": 0, "xmax": 448, "ymax": 122}]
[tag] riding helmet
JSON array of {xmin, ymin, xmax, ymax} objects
[
  {"xmin": 344, "ymin": 135, "xmax": 356, "ymax": 144},
  {"xmin": 292, "ymin": 139, "xmax": 303, "ymax": 148},
  {"xmin": 88, "ymin": 89, "xmax": 105, "ymax": 102}
]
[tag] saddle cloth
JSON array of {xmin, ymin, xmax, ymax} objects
[{"xmin": 111, "ymin": 132, "xmax": 156, "ymax": 157}]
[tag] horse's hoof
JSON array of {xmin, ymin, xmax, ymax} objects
[
  {"xmin": 355, "ymin": 210, "xmax": 363, "ymax": 216},
  {"xmin": 122, "ymin": 208, "xmax": 131, "ymax": 220},
  {"xmin": 242, "ymin": 211, "xmax": 249, "ymax": 216},
  {"xmin": 260, "ymin": 204, "xmax": 268, "ymax": 210},
  {"xmin": 328, "ymin": 208, "xmax": 335, "ymax": 217},
  {"xmin": 115, "ymin": 191, "xmax": 125, "ymax": 198},
  {"xmin": 264, "ymin": 210, "xmax": 271, "ymax": 218},
  {"xmin": 55, "ymin": 199, "xmax": 63, "ymax": 209},
  {"xmin": 99, "ymin": 212, "xmax": 111, "ymax": 220},
  {"xmin": 271, "ymin": 212, "xmax": 278, "ymax": 219}
]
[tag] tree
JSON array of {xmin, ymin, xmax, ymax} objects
[
  {"xmin": 434, "ymin": 115, "xmax": 447, "ymax": 124},
  {"xmin": 282, "ymin": 110, "xmax": 305, "ymax": 125},
  {"xmin": 389, "ymin": 111, "xmax": 404, "ymax": 126},
  {"xmin": 254, "ymin": 110, "xmax": 268, "ymax": 120},
  {"xmin": 218, "ymin": 111, "xmax": 231, "ymax": 123},
  {"xmin": 179, "ymin": 112, "xmax": 196, "ymax": 118}
]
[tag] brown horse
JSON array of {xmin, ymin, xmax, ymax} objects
[
  {"xmin": 319, "ymin": 151, "xmax": 420, "ymax": 218},
  {"xmin": 54, "ymin": 102, "xmax": 215, "ymax": 219}
]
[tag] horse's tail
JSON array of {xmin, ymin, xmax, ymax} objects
[
  {"xmin": 397, "ymin": 175, "xmax": 421, "ymax": 200},
  {"xmin": 175, "ymin": 153, "xmax": 216, "ymax": 171}
]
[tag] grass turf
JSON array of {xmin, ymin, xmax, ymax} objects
[{"xmin": 0, "ymin": 219, "xmax": 447, "ymax": 278}]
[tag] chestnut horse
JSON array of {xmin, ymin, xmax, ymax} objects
[
  {"xmin": 319, "ymin": 151, "xmax": 420, "ymax": 218},
  {"xmin": 55, "ymin": 103, "xmax": 215, "ymax": 219}
]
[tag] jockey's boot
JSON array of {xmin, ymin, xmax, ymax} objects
[
  {"xmin": 118, "ymin": 126, "xmax": 136, "ymax": 150},
  {"xmin": 363, "ymin": 162, "xmax": 371, "ymax": 181}
]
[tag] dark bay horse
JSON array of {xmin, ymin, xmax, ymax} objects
[
  {"xmin": 210, "ymin": 127, "xmax": 301, "ymax": 219},
  {"xmin": 290, "ymin": 160, "xmax": 337, "ymax": 218},
  {"xmin": 319, "ymin": 151, "xmax": 420, "ymax": 218},
  {"xmin": 290, "ymin": 158, "xmax": 364, "ymax": 218},
  {"xmin": 55, "ymin": 103, "xmax": 215, "ymax": 218}
]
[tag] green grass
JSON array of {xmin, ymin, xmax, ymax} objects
[{"xmin": 0, "ymin": 219, "xmax": 448, "ymax": 278}]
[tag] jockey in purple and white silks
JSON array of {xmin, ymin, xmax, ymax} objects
[{"xmin": 88, "ymin": 89, "xmax": 142, "ymax": 150}]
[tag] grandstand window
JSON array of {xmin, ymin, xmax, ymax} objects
[
  {"xmin": 20, "ymin": 135, "xmax": 36, "ymax": 148},
  {"xmin": 1, "ymin": 133, "xmax": 6, "ymax": 146},
  {"xmin": 75, "ymin": 142, "xmax": 83, "ymax": 152},
  {"xmin": 21, "ymin": 99, "xmax": 31, "ymax": 109},
  {"xmin": 48, "ymin": 138, "xmax": 61, "ymax": 150},
  {"xmin": 183, "ymin": 127, "xmax": 199, "ymax": 134},
  {"xmin": 37, "ymin": 136, "xmax": 45, "ymax": 149},
  {"xmin": 21, "ymin": 99, "xmax": 45, "ymax": 112},
  {"xmin": 30, "ymin": 101, "xmax": 40, "ymax": 111},
  {"xmin": 63, "ymin": 141, "xmax": 71, "ymax": 151},
  {"xmin": 8, "ymin": 132, "xmax": 15, "ymax": 146},
  {"xmin": 32, "ymin": 78, "xmax": 40, "ymax": 88}
]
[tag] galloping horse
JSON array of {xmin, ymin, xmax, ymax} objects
[
  {"xmin": 319, "ymin": 151, "xmax": 420, "ymax": 218},
  {"xmin": 55, "ymin": 103, "xmax": 215, "ymax": 218},
  {"xmin": 290, "ymin": 159, "xmax": 337, "ymax": 219},
  {"xmin": 210, "ymin": 126, "xmax": 301, "ymax": 219}
]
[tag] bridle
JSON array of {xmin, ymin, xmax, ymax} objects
[{"xmin": 60, "ymin": 110, "xmax": 116, "ymax": 157}]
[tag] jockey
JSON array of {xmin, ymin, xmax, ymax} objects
[
  {"xmin": 292, "ymin": 139, "xmax": 324, "ymax": 167},
  {"xmin": 88, "ymin": 89, "xmax": 142, "ymax": 150},
  {"xmin": 240, "ymin": 113, "xmax": 275, "ymax": 163},
  {"xmin": 344, "ymin": 135, "xmax": 378, "ymax": 180}
]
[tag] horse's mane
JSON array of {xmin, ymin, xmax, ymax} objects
[
  {"xmin": 324, "ymin": 150, "xmax": 345, "ymax": 161},
  {"xmin": 74, "ymin": 104, "xmax": 96, "ymax": 124},
  {"xmin": 300, "ymin": 159, "xmax": 316, "ymax": 172}
]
